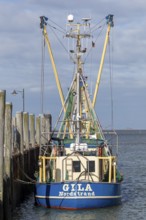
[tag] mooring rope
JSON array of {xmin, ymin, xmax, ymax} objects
[
  {"xmin": 14, "ymin": 179, "xmax": 36, "ymax": 185},
  {"xmin": 15, "ymin": 166, "xmax": 37, "ymax": 184}
]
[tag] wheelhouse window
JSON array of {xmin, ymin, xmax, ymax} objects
[
  {"xmin": 73, "ymin": 161, "xmax": 81, "ymax": 172},
  {"xmin": 87, "ymin": 161, "xmax": 95, "ymax": 172}
]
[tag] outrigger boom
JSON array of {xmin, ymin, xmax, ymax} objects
[{"xmin": 92, "ymin": 14, "xmax": 114, "ymax": 107}]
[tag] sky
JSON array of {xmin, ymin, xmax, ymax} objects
[{"xmin": 0, "ymin": 0, "xmax": 146, "ymax": 129}]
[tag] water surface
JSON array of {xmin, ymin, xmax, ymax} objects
[{"xmin": 12, "ymin": 131, "xmax": 146, "ymax": 220}]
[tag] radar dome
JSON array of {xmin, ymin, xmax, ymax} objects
[{"xmin": 67, "ymin": 14, "xmax": 74, "ymax": 22}]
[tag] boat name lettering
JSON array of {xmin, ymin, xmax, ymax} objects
[
  {"xmin": 59, "ymin": 184, "xmax": 95, "ymax": 197},
  {"xmin": 62, "ymin": 183, "xmax": 92, "ymax": 192}
]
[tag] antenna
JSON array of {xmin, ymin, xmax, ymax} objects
[{"xmin": 82, "ymin": 18, "xmax": 91, "ymax": 23}]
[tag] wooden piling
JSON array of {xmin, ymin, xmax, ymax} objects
[
  {"xmin": 41, "ymin": 114, "xmax": 46, "ymax": 145},
  {"xmin": 29, "ymin": 114, "xmax": 35, "ymax": 148},
  {"xmin": 16, "ymin": 112, "xmax": 24, "ymax": 181},
  {"xmin": 41, "ymin": 114, "xmax": 52, "ymax": 145},
  {"xmin": 23, "ymin": 112, "xmax": 29, "ymax": 150},
  {"xmin": 36, "ymin": 116, "xmax": 41, "ymax": 146},
  {"xmin": 4, "ymin": 103, "xmax": 12, "ymax": 177},
  {"xmin": 4, "ymin": 102, "xmax": 12, "ymax": 220},
  {"xmin": 23, "ymin": 112, "xmax": 30, "ymax": 178},
  {"xmin": 0, "ymin": 90, "xmax": 6, "ymax": 220},
  {"xmin": 12, "ymin": 117, "xmax": 17, "ymax": 153},
  {"xmin": 45, "ymin": 114, "xmax": 52, "ymax": 141},
  {"xmin": 16, "ymin": 112, "xmax": 23, "ymax": 154}
]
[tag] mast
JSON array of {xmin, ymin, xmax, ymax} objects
[
  {"xmin": 76, "ymin": 24, "xmax": 82, "ymax": 145},
  {"xmin": 66, "ymin": 16, "xmax": 91, "ymax": 145}
]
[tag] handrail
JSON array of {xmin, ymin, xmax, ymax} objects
[
  {"xmin": 98, "ymin": 156, "xmax": 116, "ymax": 182},
  {"xmin": 39, "ymin": 156, "xmax": 57, "ymax": 182},
  {"xmin": 38, "ymin": 155, "xmax": 117, "ymax": 183}
]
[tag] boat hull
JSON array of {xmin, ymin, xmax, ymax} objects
[{"xmin": 35, "ymin": 181, "xmax": 121, "ymax": 209}]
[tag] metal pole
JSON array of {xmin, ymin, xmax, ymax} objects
[
  {"xmin": 11, "ymin": 89, "xmax": 25, "ymax": 112},
  {"xmin": 0, "ymin": 90, "xmax": 6, "ymax": 220},
  {"xmin": 22, "ymin": 88, "xmax": 25, "ymax": 112},
  {"xmin": 76, "ymin": 72, "xmax": 80, "ymax": 145}
]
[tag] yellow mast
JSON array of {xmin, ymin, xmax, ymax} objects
[{"xmin": 92, "ymin": 15, "xmax": 114, "ymax": 108}]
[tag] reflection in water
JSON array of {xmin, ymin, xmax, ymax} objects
[
  {"xmin": 34, "ymin": 205, "xmax": 121, "ymax": 220},
  {"xmin": 13, "ymin": 194, "xmax": 121, "ymax": 220}
]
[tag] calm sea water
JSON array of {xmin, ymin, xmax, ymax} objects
[{"xmin": 12, "ymin": 130, "xmax": 146, "ymax": 220}]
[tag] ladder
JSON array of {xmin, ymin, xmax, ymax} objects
[{"xmin": 65, "ymin": 158, "xmax": 73, "ymax": 180}]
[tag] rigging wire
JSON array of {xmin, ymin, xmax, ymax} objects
[
  {"xmin": 108, "ymin": 32, "xmax": 118, "ymax": 157},
  {"xmin": 91, "ymin": 23, "xmax": 105, "ymax": 34},
  {"xmin": 90, "ymin": 17, "xmax": 106, "ymax": 32},
  {"xmin": 47, "ymin": 24, "xmax": 75, "ymax": 63},
  {"xmin": 47, "ymin": 21, "xmax": 66, "ymax": 35},
  {"xmin": 46, "ymin": 18, "xmax": 106, "ymax": 66},
  {"xmin": 47, "ymin": 17, "xmax": 66, "ymax": 33},
  {"xmin": 44, "ymin": 17, "xmax": 107, "ymax": 67},
  {"xmin": 84, "ymin": 23, "xmax": 106, "ymax": 63},
  {"xmin": 46, "ymin": 18, "xmax": 106, "ymax": 68},
  {"xmin": 52, "ymin": 74, "xmax": 77, "ymax": 136}
]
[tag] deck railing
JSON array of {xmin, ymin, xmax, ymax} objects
[{"xmin": 38, "ymin": 155, "xmax": 117, "ymax": 183}]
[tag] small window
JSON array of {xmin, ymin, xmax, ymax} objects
[
  {"xmin": 87, "ymin": 161, "xmax": 95, "ymax": 172},
  {"xmin": 73, "ymin": 161, "xmax": 81, "ymax": 172}
]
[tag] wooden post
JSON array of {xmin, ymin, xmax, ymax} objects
[
  {"xmin": 23, "ymin": 112, "xmax": 29, "ymax": 150},
  {"xmin": 16, "ymin": 112, "xmax": 24, "ymax": 181},
  {"xmin": 45, "ymin": 114, "xmax": 52, "ymax": 141},
  {"xmin": 29, "ymin": 114, "xmax": 35, "ymax": 148},
  {"xmin": 0, "ymin": 90, "xmax": 6, "ymax": 220},
  {"xmin": 4, "ymin": 102, "xmax": 12, "ymax": 180},
  {"xmin": 23, "ymin": 112, "xmax": 30, "ymax": 178},
  {"xmin": 29, "ymin": 114, "xmax": 36, "ymax": 177},
  {"xmin": 16, "ymin": 112, "xmax": 23, "ymax": 154},
  {"xmin": 4, "ymin": 102, "xmax": 12, "ymax": 220},
  {"xmin": 41, "ymin": 114, "xmax": 46, "ymax": 145},
  {"xmin": 36, "ymin": 116, "xmax": 41, "ymax": 146},
  {"xmin": 41, "ymin": 114, "xmax": 52, "ymax": 145},
  {"xmin": 12, "ymin": 117, "xmax": 17, "ymax": 153}
]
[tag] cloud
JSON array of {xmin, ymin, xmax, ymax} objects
[{"xmin": 0, "ymin": 0, "xmax": 146, "ymax": 128}]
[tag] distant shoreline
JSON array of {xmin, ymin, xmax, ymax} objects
[{"xmin": 104, "ymin": 129, "xmax": 146, "ymax": 135}]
